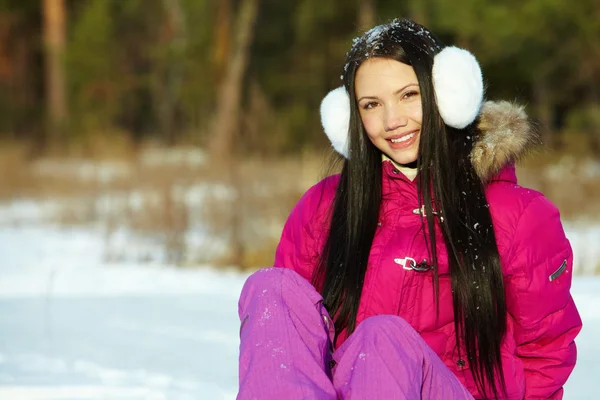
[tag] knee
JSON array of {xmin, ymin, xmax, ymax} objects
[
  {"xmin": 243, "ymin": 267, "xmax": 284, "ymax": 290},
  {"xmin": 354, "ymin": 315, "xmax": 418, "ymax": 342},
  {"xmin": 239, "ymin": 267, "xmax": 322, "ymax": 310},
  {"xmin": 335, "ymin": 315, "xmax": 426, "ymax": 367},
  {"xmin": 346, "ymin": 315, "xmax": 428, "ymax": 363},
  {"xmin": 240, "ymin": 268, "xmax": 285, "ymax": 307},
  {"xmin": 243, "ymin": 267, "xmax": 313, "ymax": 295}
]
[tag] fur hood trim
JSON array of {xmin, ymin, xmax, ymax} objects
[{"xmin": 472, "ymin": 101, "xmax": 540, "ymax": 181}]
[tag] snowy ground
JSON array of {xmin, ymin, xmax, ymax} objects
[{"xmin": 0, "ymin": 224, "xmax": 598, "ymax": 399}]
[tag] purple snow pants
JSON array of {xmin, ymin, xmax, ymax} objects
[{"xmin": 237, "ymin": 267, "xmax": 474, "ymax": 400}]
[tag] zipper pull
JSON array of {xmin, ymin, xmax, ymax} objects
[
  {"xmin": 412, "ymin": 205, "xmax": 444, "ymax": 222},
  {"xmin": 394, "ymin": 257, "xmax": 432, "ymax": 272},
  {"xmin": 394, "ymin": 257, "xmax": 417, "ymax": 270}
]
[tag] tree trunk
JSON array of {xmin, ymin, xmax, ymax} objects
[
  {"xmin": 358, "ymin": 0, "xmax": 375, "ymax": 32},
  {"xmin": 208, "ymin": 0, "xmax": 260, "ymax": 269},
  {"xmin": 213, "ymin": 0, "xmax": 232, "ymax": 73},
  {"xmin": 159, "ymin": 0, "xmax": 187, "ymax": 145},
  {"xmin": 208, "ymin": 0, "xmax": 259, "ymax": 158},
  {"xmin": 42, "ymin": 0, "xmax": 67, "ymax": 149}
]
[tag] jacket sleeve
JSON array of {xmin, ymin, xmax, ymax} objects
[
  {"xmin": 273, "ymin": 177, "xmax": 335, "ymax": 283},
  {"xmin": 504, "ymin": 195, "xmax": 582, "ymax": 399}
]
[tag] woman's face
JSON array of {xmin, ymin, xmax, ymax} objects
[{"xmin": 354, "ymin": 58, "xmax": 422, "ymax": 165}]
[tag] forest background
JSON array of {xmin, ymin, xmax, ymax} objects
[{"xmin": 1, "ymin": 0, "xmax": 599, "ymax": 270}]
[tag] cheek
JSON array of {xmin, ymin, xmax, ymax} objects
[
  {"xmin": 409, "ymin": 103, "xmax": 423, "ymax": 124},
  {"xmin": 360, "ymin": 113, "xmax": 381, "ymax": 141}
]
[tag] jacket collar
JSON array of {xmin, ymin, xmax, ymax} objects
[{"xmin": 489, "ymin": 164, "xmax": 517, "ymax": 184}]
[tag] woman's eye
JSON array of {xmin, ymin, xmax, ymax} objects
[
  {"xmin": 363, "ymin": 101, "xmax": 378, "ymax": 110},
  {"xmin": 403, "ymin": 91, "xmax": 419, "ymax": 99}
]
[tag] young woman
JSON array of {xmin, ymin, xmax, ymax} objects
[{"xmin": 237, "ymin": 19, "xmax": 582, "ymax": 400}]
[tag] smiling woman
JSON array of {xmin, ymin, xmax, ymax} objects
[
  {"xmin": 355, "ymin": 58, "xmax": 423, "ymax": 165},
  {"xmin": 237, "ymin": 18, "xmax": 582, "ymax": 400}
]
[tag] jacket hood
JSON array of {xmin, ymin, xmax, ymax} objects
[{"xmin": 472, "ymin": 101, "xmax": 540, "ymax": 182}]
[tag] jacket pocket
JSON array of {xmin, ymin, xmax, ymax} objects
[{"xmin": 549, "ymin": 259, "xmax": 567, "ymax": 282}]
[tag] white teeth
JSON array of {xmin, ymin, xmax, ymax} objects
[{"xmin": 390, "ymin": 132, "xmax": 415, "ymax": 143}]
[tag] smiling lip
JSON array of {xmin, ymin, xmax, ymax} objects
[
  {"xmin": 386, "ymin": 129, "xmax": 419, "ymax": 149},
  {"xmin": 386, "ymin": 129, "xmax": 419, "ymax": 141}
]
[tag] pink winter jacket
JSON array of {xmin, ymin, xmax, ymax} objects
[{"xmin": 274, "ymin": 102, "xmax": 582, "ymax": 399}]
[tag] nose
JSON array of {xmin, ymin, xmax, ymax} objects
[{"xmin": 384, "ymin": 105, "xmax": 408, "ymax": 132}]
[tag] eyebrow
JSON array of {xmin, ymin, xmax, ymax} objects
[{"xmin": 357, "ymin": 83, "xmax": 419, "ymax": 102}]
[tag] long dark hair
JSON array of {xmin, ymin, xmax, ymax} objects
[{"xmin": 313, "ymin": 19, "xmax": 507, "ymax": 399}]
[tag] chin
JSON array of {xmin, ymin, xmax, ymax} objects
[
  {"xmin": 383, "ymin": 141, "xmax": 419, "ymax": 166},
  {"xmin": 391, "ymin": 153, "xmax": 418, "ymax": 165}
]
